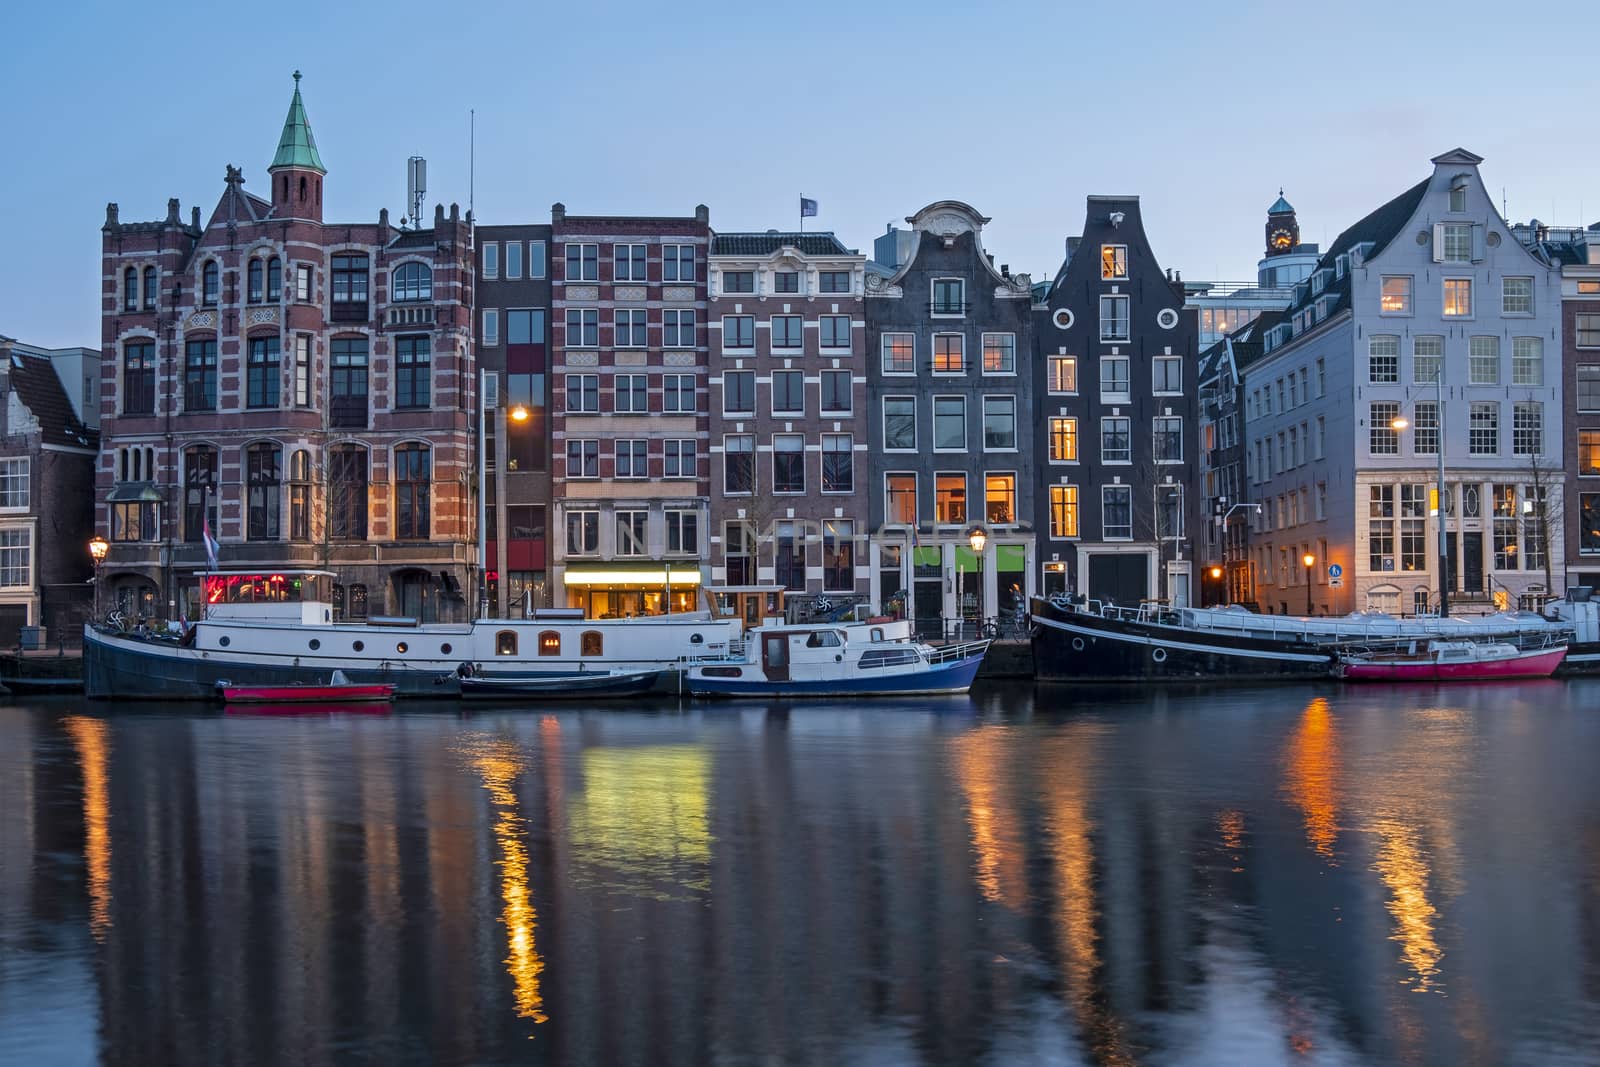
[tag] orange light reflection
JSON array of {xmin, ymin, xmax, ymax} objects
[{"xmin": 64, "ymin": 716, "xmax": 112, "ymax": 941}]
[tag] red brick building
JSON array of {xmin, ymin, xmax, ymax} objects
[{"xmin": 97, "ymin": 74, "xmax": 477, "ymax": 622}]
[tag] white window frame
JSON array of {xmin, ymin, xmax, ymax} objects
[
  {"xmin": 614, "ymin": 439, "xmax": 649, "ymax": 480},
  {"xmin": 881, "ymin": 333, "xmax": 915, "ymax": 375},
  {"xmin": 0, "ymin": 527, "xmax": 31, "ymax": 589},
  {"xmin": 1099, "ymin": 355, "xmax": 1131, "ymax": 400},
  {"xmin": 1443, "ymin": 277, "xmax": 1473, "ymax": 318},
  {"xmin": 931, "ymin": 333, "xmax": 965, "ymax": 375},
  {"xmin": 482, "ymin": 308, "xmax": 500, "ymax": 347},
  {"xmin": 0, "ymin": 459, "xmax": 29, "ymax": 511},
  {"xmin": 482, "ymin": 241, "xmax": 499, "ymax": 279},
  {"xmin": 1152, "ymin": 355, "xmax": 1182, "ymax": 395},
  {"xmin": 981, "ymin": 395, "xmax": 1017, "ymax": 452},
  {"xmin": 614, "ymin": 373, "xmax": 649, "ymax": 414},
  {"xmin": 930, "ymin": 277, "xmax": 965, "ymax": 318},
  {"xmin": 1100, "ymin": 244, "xmax": 1128, "ymax": 280},
  {"xmin": 1099, "ymin": 295, "xmax": 1130, "ymax": 342},
  {"xmin": 1380, "ymin": 275, "xmax": 1412, "ymax": 315},
  {"xmin": 770, "ymin": 369, "xmax": 805, "ymax": 417},
  {"xmin": 565, "ymin": 243, "xmax": 599, "ymax": 282},
  {"xmin": 664, "ymin": 439, "xmax": 697, "ymax": 479},
  {"xmin": 882, "ymin": 395, "xmax": 917, "ymax": 452},
  {"xmin": 505, "ymin": 240, "xmax": 523, "ymax": 281},
  {"xmin": 663, "ymin": 373, "xmax": 696, "ymax": 414},
  {"xmin": 663, "ymin": 310, "xmax": 695, "ymax": 348},
  {"xmin": 1101, "ymin": 485, "xmax": 1133, "ymax": 541},
  {"xmin": 613, "ymin": 243, "xmax": 648, "ymax": 283},
  {"xmin": 566, "ymin": 373, "xmax": 600, "ymax": 413},
  {"xmin": 981, "ymin": 332, "xmax": 1016, "ymax": 376},
  {"xmin": 1048, "ymin": 355, "xmax": 1078, "ymax": 394}
]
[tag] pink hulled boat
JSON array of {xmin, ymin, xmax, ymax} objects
[
  {"xmin": 216, "ymin": 670, "xmax": 396, "ymax": 704},
  {"xmin": 1337, "ymin": 640, "xmax": 1566, "ymax": 682}
]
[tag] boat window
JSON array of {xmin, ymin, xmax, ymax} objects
[
  {"xmin": 309, "ymin": 639, "xmax": 320, "ymax": 650},
  {"xmin": 352, "ymin": 640, "xmax": 364, "ymax": 652},
  {"xmin": 495, "ymin": 630, "xmax": 517, "ymax": 656},
  {"xmin": 871, "ymin": 628, "xmax": 884, "ymax": 642},
  {"xmin": 581, "ymin": 630, "xmax": 603, "ymax": 656},
  {"xmin": 440, "ymin": 643, "xmax": 452, "ymax": 655},
  {"xmin": 396, "ymin": 642, "xmax": 408, "ymax": 654},
  {"xmin": 859, "ymin": 648, "xmax": 918, "ymax": 669},
  {"xmin": 538, "ymin": 631, "xmax": 561, "ymax": 657},
  {"xmin": 806, "ymin": 631, "xmax": 842, "ymax": 648}
]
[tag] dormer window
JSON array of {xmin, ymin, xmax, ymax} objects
[
  {"xmin": 931, "ymin": 278, "xmax": 965, "ymax": 316},
  {"xmin": 723, "ymin": 270, "xmax": 755, "ymax": 294},
  {"xmin": 392, "ymin": 262, "xmax": 432, "ymax": 303},
  {"xmin": 773, "ymin": 270, "xmax": 799, "ymax": 293}
]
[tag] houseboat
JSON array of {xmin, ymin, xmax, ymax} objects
[{"xmin": 84, "ymin": 570, "xmax": 741, "ymax": 701}]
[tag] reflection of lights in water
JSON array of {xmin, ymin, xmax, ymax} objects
[
  {"xmin": 65, "ymin": 717, "xmax": 112, "ymax": 942},
  {"xmin": 1217, "ymin": 810, "xmax": 1245, "ymax": 873},
  {"xmin": 1370, "ymin": 816, "xmax": 1442, "ymax": 993},
  {"xmin": 949, "ymin": 727, "xmax": 1023, "ymax": 907},
  {"xmin": 567, "ymin": 745, "xmax": 710, "ymax": 898},
  {"xmin": 1282, "ymin": 697, "xmax": 1341, "ymax": 862},
  {"xmin": 462, "ymin": 736, "xmax": 547, "ymax": 1024}
]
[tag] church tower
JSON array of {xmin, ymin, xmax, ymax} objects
[
  {"xmin": 1264, "ymin": 190, "xmax": 1298, "ymax": 258},
  {"xmin": 267, "ymin": 71, "xmax": 326, "ymax": 222}
]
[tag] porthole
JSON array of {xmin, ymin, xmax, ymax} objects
[
  {"xmin": 1071, "ymin": 637, "xmax": 1085, "ymax": 651},
  {"xmin": 309, "ymin": 639, "xmax": 321, "ymax": 651},
  {"xmin": 1152, "ymin": 647, "xmax": 1169, "ymax": 663},
  {"xmin": 690, "ymin": 633, "xmax": 704, "ymax": 644},
  {"xmin": 1052, "ymin": 308, "xmax": 1074, "ymax": 331},
  {"xmin": 353, "ymin": 640, "xmax": 365, "ymax": 652},
  {"xmin": 1156, "ymin": 308, "xmax": 1179, "ymax": 330},
  {"xmin": 397, "ymin": 642, "xmax": 409, "ymax": 654},
  {"xmin": 218, "ymin": 635, "xmax": 231, "ymax": 647},
  {"xmin": 1487, "ymin": 231, "xmax": 1502, "ymax": 247},
  {"xmin": 1416, "ymin": 230, "xmax": 1431, "ymax": 246},
  {"xmin": 441, "ymin": 642, "xmax": 453, "ymax": 655}
]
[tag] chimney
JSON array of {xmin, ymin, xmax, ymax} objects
[
  {"xmin": 1001, "ymin": 263, "xmax": 1010, "ymax": 278},
  {"xmin": 449, "ymin": 202, "xmax": 460, "ymax": 222},
  {"xmin": 191, "ymin": 206, "xmax": 201, "ymax": 230},
  {"xmin": 695, "ymin": 204, "xmax": 710, "ymax": 225},
  {"xmin": 166, "ymin": 198, "xmax": 181, "ymax": 225},
  {"xmin": 103, "ymin": 203, "xmax": 119, "ymax": 231},
  {"xmin": 379, "ymin": 207, "xmax": 390, "ymax": 230},
  {"xmin": 551, "ymin": 202, "xmax": 566, "ymax": 224},
  {"xmin": 433, "ymin": 203, "xmax": 445, "ymax": 228}
]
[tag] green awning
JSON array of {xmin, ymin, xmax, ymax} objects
[
  {"xmin": 913, "ymin": 546, "xmax": 942, "ymax": 567},
  {"xmin": 996, "ymin": 545, "xmax": 1027, "ymax": 571},
  {"xmin": 954, "ymin": 546, "xmax": 978, "ymax": 570}
]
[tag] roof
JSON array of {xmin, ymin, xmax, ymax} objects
[
  {"xmin": 1268, "ymin": 192, "xmax": 1294, "ymax": 215},
  {"xmin": 7, "ymin": 351, "xmax": 97, "ymax": 450},
  {"xmin": 712, "ymin": 232, "xmax": 851, "ymax": 256},
  {"xmin": 269, "ymin": 72, "xmax": 326, "ymax": 174},
  {"xmin": 388, "ymin": 228, "xmax": 437, "ymax": 249}
]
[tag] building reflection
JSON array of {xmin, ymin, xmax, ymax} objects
[
  {"xmin": 566, "ymin": 744, "xmax": 711, "ymax": 898},
  {"xmin": 1281, "ymin": 696, "xmax": 1341, "ymax": 862},
  {"xmin": 948, "ymin": 725, "xmax": 1025, "ymax": 908},
  {"xmin": 63, "ymin": 716, "xmax": 112, "ymax": 941}
]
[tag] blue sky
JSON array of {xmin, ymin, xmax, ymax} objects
[{"xmin": 6, "ymin": 0, "xmax": 1600, "ymax": 348}]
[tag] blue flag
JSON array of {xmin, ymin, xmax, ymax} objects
[{"xmin": 800, "ymin": 197, "xmax": 818, "ymax": 218}]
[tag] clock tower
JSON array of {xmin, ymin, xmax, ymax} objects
[{"xmin": 1265, "ymin": 190, "xmax": 1298, "ymax": 258}]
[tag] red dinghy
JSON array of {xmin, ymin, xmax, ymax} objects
[
  {"xmin": 217, "ymin": 670, "xmax": 395, "ymax": 704},
  {"xmin": 1338, "ymin": 640, "xmax": 1566, "ymax": 682}
]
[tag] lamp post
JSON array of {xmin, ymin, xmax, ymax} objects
[
  {"xmin": 1391, "ymin": 367, "xmax": 1449, "ymax": 617},
  {"xmin": 967, "ymin": 524, "xmax": 987, "ymax": 638},
  {"xmin": 1302, "ymin": 552, "xmax": 1315, "ymax": 616},
  {"xmin": 88, "ymin": 535, "xmax": 108, "ymax": 622}
]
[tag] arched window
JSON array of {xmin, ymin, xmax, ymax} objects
[
  {"xmin": 538, "ymin": 631, "xmax": 561, "ymax": 656},
  {"xmin": 142, "ymin": 266, "xmax": 158, "ymax": 310},
  {"xmin": 581, "ymin": 631, "xmax": 603, "ymax": 656},
  {"xmin": 331, "ymin": 583, "xmax": 346, "ymax": 619},
  {"xmin": 122, "ymin": 340, "xmax": 155, "ymax": 415},
  {"xmin": 123, "ymin": 267, "xmax": 138, "ymax": 311},
  {"xmin": 246, "ymin": 443, "xmax": 281, "ymax": 541},
  {"xmin": 202, "ymin": 261, "xmax": 219, "ymax": 306},
  {"xmin": 247, "ymin": 258, "xmax": 263, "ymax": 303},
  {"xmin": 289, "ymin": 450, "xmax": 312, "ymax": 541},
  {"xmin": 299, "ymin": 175, "xmax": 307, "ymax": 201},
  {"xmin": 266, "ymin": 257, "xmax": 282, "ymax": 301},
  {"xmin": 495, "ymin": 630, "xmax": 518, "ymax": 656},
  {"xmin": 247, "ymin": 334, "xmax": 280, "ymax": 408},
  {"xmin": 394, "ymin": 443, "xmax": 430, "ymax": 540},
  {"xmin": 329, "ymin": 444, "xmax": 368, "ymax": 540},
  {"xmin": 392, "ymin": 262, "xmax": 433, "ymax": 302},
  {"xmin": 183, "ymin": 445, "xmax": 217, "ymax": 543}
]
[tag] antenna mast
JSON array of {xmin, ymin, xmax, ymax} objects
[{"xmin": 407, "ymin": 156, "xmax": 427, "ymax": 228}]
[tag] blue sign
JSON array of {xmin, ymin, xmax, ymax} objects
[{"xmin": 1328, "ymin": 564, "xmax": 1343, "ymax": 578}]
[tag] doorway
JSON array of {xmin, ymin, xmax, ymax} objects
[
  {"xmin": 761, "ymin": 633, "xmax": 790, "ymax": 682},
  {"xmin": 1087, "ymin": 553, "xmax": 1149, "ymax": 607}
]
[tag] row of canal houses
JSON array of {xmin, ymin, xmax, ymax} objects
[{"xmin": 74, "ymin": 75, "xmax": 1597, "ymax": 634}]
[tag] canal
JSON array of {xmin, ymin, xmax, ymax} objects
[{"xmin": 3, "ymin": 681, "xmax": 1599, "ymax": 1066}]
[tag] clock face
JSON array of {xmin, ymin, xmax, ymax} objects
[{"xmin": 1270, "ymin": 228, "xmax": 1293, "ymax": 250}]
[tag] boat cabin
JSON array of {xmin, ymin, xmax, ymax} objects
[
  {"xmin": 748, "ymin": 619, "xmax": 914, "ymax": 681},
  {"xmin": 201, "ymin": 570, "xmax": 336, "ymax": 626},
  {"xmin": 710, "ymin": 585, "xmax": 786, "ymax": 628}
]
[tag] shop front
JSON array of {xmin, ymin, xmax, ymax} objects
[{"xmin": 562, "ymin": 561, "xmax": 703, "ymax": 618}]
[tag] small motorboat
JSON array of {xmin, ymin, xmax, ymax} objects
[
  {"xmin": 457, "ymin": 667, "xmax": 662, "ymax": 700},
  {"xmin": 217, "ymin": 670, "xmax": 396, "ymax": 704},
  {"xmin": 1337, "ymin": 639, "xmax": 1567, "ymax": 682}
]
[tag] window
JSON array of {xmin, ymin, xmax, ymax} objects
[
  {"xmin": 821, "ymin": 434, "xmax": 853, "ymax": 493},
  {"xmin": 616, "ymin": 511, "xmax": 647, "ymax": 555},
  {"xmin": 1152, "ymin": 356, "xmax": 1182, "ymax": 394},
  {"xmin": 1153, "ymin": 416, "xmax": 1183, "ymax": 463},
  {"xmin": 820, "ymin": 370, "xmax": 851, "ymax": 413},
  {"xmin": 985, "ymin": 473, "xmax": 1016, "ymax": 524},
  {"xmin": 482, "ymin": 308, "xmax": 499, "ymax": 346},
  {"xmin": 122, "ymin": 341, "xmax": 155, "ymax": 415},
  {"xmin": 1443, "ymin": 278, "xmax": 1472, "ymax": 317},
  {"xmin": 663, "ymin": 373, "xmax": 695, "ymax": 413},
  {"xmin": 666, "ymin": 511, "xmax": 698, "ymax": 555},
  {"xmin": 933, "ymin": 396, "xmax": 966, "ymax": 451},
  {"xmin": 614, "ymin": 309, "xmax": 647, "ymax": 348},
  {"xmin": 932, "ymin": 334, "xmax": 964, "ymax": 373},
  {"xmin": 1102, "ymin": 485, "xmax": 1132, "ymax": 540},
  {"xmin": 715, "ymin": 315, "xmax": 754, "ymax": 353},
  {"xmin": 1413, "ymin": 336, "xmax": 1443, "ymax": 384},
  {"xmin": 1099, "ymin": 355, "xmax": 1130, "ymax": 396},
  {"xmin": 264, "ymin": 257, "xmax": 281, "ymax": 302},
  {"xmin": 823, "ymin": 521, "xmax": 854, "ymax": 591},
  {"xmin": 1579, "ymin": 365, "xmax": 1600, "ymax": 412},
  {"xmin": 773, "ymin": 271, "xmax": 799, "ymax": 294},
  {"xmin": 820, "ymin": 315, "xmax": 851, "ymax": 350},
  {"xmin": 1049, "ymin": 356, "xmax": 1078, "ymax": 393},
  {"xmin": 614, "ymin": 373, "xmax": 648, "ymax": 414},
  {"xmin": 1502, "ymin": 276, "xmax": 1532, "ymax": 315},
  {"xmin": 771, "ymin": 370, "xmax": 804, "ymax": 415},
  {"xmin": 883, "ymin": 396, "xmax": 916, "ymax": 450},
  {"xmin": 982, "ymin": 333, "xmax": 1015, "ymax": 374},
  {"xmin": 1368, "ymin": 336, "xmax": 1399, "ymax": 383},
  {"xmin": 1369, "ymin": 486, "xmax": 1394, "ymax": 571},
  {"xmin": 565, "ymin": 309, "xmax": 599, "ymax": 347},
  {"xmin": 1101, "ymin": 245, "xmax": 1127, "ymax": 280},
  {"xmin": 1315, "ymin": 358, "xmax": 1326, "ymax": 397},
  {"xmin": 663, "ymin": 310, "xmax": 695, "ymax": 348},
  {"xmin": 566, "ymin": 439, "xmax": 599, "ymax": 478},
  {"xmin": 723, "ymin": 435, "xmax": 754, "ymax": 494},
  {"xmin": 295, "ymin": 264, "xmax": 312, "ymax": 301},
  {"xmin": 886, "ymin": 473, "xmax": 917, "ymax": 524},
  {"xmin": 936, "ymin": 473, "xmax": 966, "ymax": 524},
  {"xmin": 1381, "ymin": 275, "xmax": 1412, "ymax": 314},
  {"xmin": 775, "ymin": 521, "xmax": 805, "ymax": 591},
  {"xmin": 1440, "ymin": 222, "xmax": 1473, "ymax": 262},
  {"xmin": 181, "ymin": 447, "xmax": 215, "ymax": 542},
  {"xmin": 1581, "ymin": 431, "xmax": 1600, "ymax": 476},
  {"xmin": 1577, "ymin": 315, "xmax": 1600, "ymax": 348},
  {"xmin": 722, "ymin": 270, "xmax": 755, "ymax": 294},
  {"xmin": 293, "ymin": 334, "xmax": 312, "ymax": 408},
  {"xmin": 881, "ymin": 333, "xmax": 915, "ymax": 373},
  {"xmin": 246, "ymin": 443, "xmax": 281, "ymax": 541},
  {"xmin": 613, "ymin": 243, "xmax": 647, "ymax": 282},
  {"xmin": 1512, "ymin": 337, "xmax": 1543, "ymax": 386},
  {"xmin": 722, "ymin": 370, "xmax": 755, "ymax": 415},
  {"xmin": 1369, "ymin": 402, "xmax": 1399, "ymax": 455},
  {"xmin": 1469, "ymin": 336, "xmax": 1499, "ymax": 385},
  {"xmin": 565, "ymin": 243, "xmax": 598, "ymax": 281},
  {"xmin": 1414, "ymin": 401, "xmax": 1439, "ymax": 456},
  {"xmin": 482, "ymin": 242, "xmax": 499, "ymax": 278},
  {"xmin": 202, "ymin": 261, "xmax": 219, "ymax": 306},
  {"xmin": 566, "ymin": 510, "xmax": 599, "ymax": 555},
  {"xmin": 1513, "ymin": 401, "xmax": 1543, "ymax": 456},
  {"xmin": 330, "ymin": 254, "xmax": 367, "ymax": 316},
  {"xmin": 932, "ymin": 278, "xmax": 964, "ymax": 315},
  {"xmin": 143, "ymin": 266, "xmax": 158, "ymax": 310},
  {"xmin": 982, "ymin": 396, "xmax": 1016, "ymax": 450},
  {"xmin": 1493, "ymin": 485, "xmax": 1519, "ymax": 570},
  {"xmin": 1470, "ymin": 402, "xmax": 1499, "ymax": 455},
  {"xmin": 246, "ymin": 336, "xmax": 280, "ymax": 409},
  {"xmin": 0, "ymin": 459, "xmax": 27, "ymax": 510},
  {"xmin": 566, "ymin": 373, "xmax": 599, "ymax": 413},
  {"xmin": 772, "ymin": 434, "xmax": 805, "ymax": 493},
  {"xmin": 663, "ymin": 244, "xmax": 694, "ymax": 282},
  {"xmin": 394, "ymin": 444, "xmax": 431, "ymax": 540},
  {"xmin": 1101, "ymin": 416, "xmax": 1131, "ymax": 463},
  {"xmin": 819, "ymin": 270, "xmax": 850, "ymax": 293},
  {"xmin": 288, "ymin": 450, "xmax": 311, "ymax": 541},
  {"xmin": 1049, "ymin": 486, "xmax": 1079, "ymax": 538},
  {"xmin": 724, "ymin": 521, "xmax": 753, "ymax": 584},
  {"xmin": 395, "ymin": 335, "xmax": 431, "ymax": 408},
  {"xmin": 614, "ymin": 439, "xmax": 648, "ymax": 479},
  {"xmin": 1449, "ymin": 181, "xmax": 1469, "ymax": 213},
  {"xmin": 664, "ymin": 439, "xmax": 696, "ymax": 479},
  {"xmin": 1585, "ymin": 495, "xmax": 1600, "ymax": 554},
  {"xmin": 1099, "ymin": 295, "xmax": 1130, "ymax": 342},
  {"xmin": 328, "ymin": 444, "xmax": 368, "ymax": 540},
  {"xmin": 1400, "ymin": 484, "xmax": 1427, "ymax": 572},
  {"xmin": 538, "ymin": 631, "xmax": 561, "ymax": 656},
  {"xmin": 0, "ymin": 529, "xmax": 30, "ymax": 589},
  {"xmin": 111, "ymin": 500, "xmax": 155, "ymax": 542},
  {"xmin": 1049, "ymin": 417, "xmax": 1078, "ymax": 462},
  {"xmin": 392, "ymin": 262, "xmax": 432, "ymax": 302},
  {"xmin": 123, "ymin": 267, "xmax": 138, "ymax": 311}
]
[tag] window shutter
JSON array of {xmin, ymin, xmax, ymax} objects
[
  {"xmin": 1432, "ymin": 223, "xmax": 1446, "ymax": 263},
  {"xmin": 1471, "ymin": 223, "xmax": 1487, "ymax": 263}
]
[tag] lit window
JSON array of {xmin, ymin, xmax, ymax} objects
[
  {"xmin": 982, "ymin": 333, "xmax": 1015, "ymax": 374},
  {"xmin": 885, "ymin": 473, "xmax": 917, "ymax": 524},
  {"xmin": 1048, "ymin": 355, "xmax": 1077, "ymax": 393},
  {"xmin": 581, "ymin": 631, "xmax": 603, "ymax": 656},
  {"xmin": 1049, "ymin": 485, "xmax": 1079, "ymax": 538},
  {"xmin": 1443, "ymin": 278, "xmax": 1472, "ymax": 317},
  {"xmin": 1380, "ymin": 276, "xmax": 1412, "ymax": 313},
  {"xmin": 1101, "ymin": 245, "xmax": 1128, "ymax": 280},
  {"xmin": 538, "ymin": 631, "xmax": 561, "ymax": 656},
  {"xmin": 881, "ymin": 333, "xmax": 915, "ymax": 373},
  {"xmin": 1048, "ymin": 418, "xmax": 1078, "ymax": 462},
  {"xmin": 932, "ymin": 334, "xmax": 964, "ymax": 373},
  {"xmin": 984, "ymin": 473, "xmax": 1016, "ymax": 524},
  {"xmin": 935, "ymin": 473, "xmax": 966, "ymax": 524}
]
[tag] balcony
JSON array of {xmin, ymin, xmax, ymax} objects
[
  {"xmin": 929, "ymin": 301, "xmax": 969, "ymax": 316},
  {"xmin": 330, "ymin": 395, "xmax": 368, "ymax": 429},
  {"xmin": 387, "ymin": 304, "xmax": 437, "ymax": 327}
]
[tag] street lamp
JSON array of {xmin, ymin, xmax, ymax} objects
[
  {"xmin": 967, "ymin": 525, "xmax": 987, "ymax": 636},
  {"xmin": 88, "ymin": 535, "xmax": 108, "ymax": 622},
  {"xmin": 510, "ymin": 404, "xmax": 530, "ymax": 422},
  {"xmin": 1302, "ymin": 552, "xmax": 1315, "ymax": 616}
]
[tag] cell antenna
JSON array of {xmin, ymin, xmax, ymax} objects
[{"xmin": 407, "ymin": 156, "xmax": 427, "ymax": 228}]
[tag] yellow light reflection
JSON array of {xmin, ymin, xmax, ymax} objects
[
  {"xmin": 949, "ymin": 727, "xmax": 1024, "ymax": 907},
  {"xmin": 567, "ymin": 745, "xmax": 710, "ymax": 898},
  {"xmin": 463, "ymin": 736, "xmax": 547, "ymax": 1024},
  {"xmin": 64, "ymin": 716, "xmax": 112, "ymax": 941},
  {"xmin": 1370, "ymin": 816, "xmax": 1442, "ymax": 993},
  {"xmin": 1217, "ymin": 810, "xmax": 1245, "ymax": 874},
  {"xmin": 1282, "ymin": 697, "xmax": 1341, "ymax": 862}
]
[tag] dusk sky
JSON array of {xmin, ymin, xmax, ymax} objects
[{"xmin": 7, "ymin": 0, "xmax": 1600, "ymax": 349}]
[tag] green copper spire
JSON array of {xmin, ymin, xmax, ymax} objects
[{"xmin": 270, "ymin": 71, "xmax": 326, "ymax": 174}]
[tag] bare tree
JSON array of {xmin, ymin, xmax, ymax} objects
[{"xmin": 1524, "ymin": 448, "xmax": 1562, "ymax": 601}]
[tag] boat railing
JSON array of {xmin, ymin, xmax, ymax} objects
[{"xmin": 925, "ymin": 640, "xmax": 990, "ymax": 665}]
